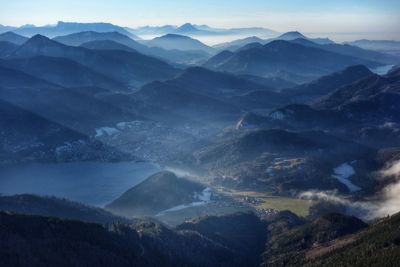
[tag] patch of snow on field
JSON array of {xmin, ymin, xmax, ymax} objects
[{"xmin": 332, "ymin": 163, "xmax": 361, "ymax": 192}]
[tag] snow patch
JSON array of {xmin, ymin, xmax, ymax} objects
[
  {"xmin": 269, "ymin": 111, "xmax": 285, "ymax": 120},
  {"xmin": 332, "ymin": 163, "xmax": 361, "ymax": 192},
  {"xmin": 95, "ymin": 127, "xmax": 120, "ymax": 138}
]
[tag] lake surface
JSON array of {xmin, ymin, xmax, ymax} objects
[{"xmin": 0, "ymin": 161, "xmax": 161, "ymax": 207}]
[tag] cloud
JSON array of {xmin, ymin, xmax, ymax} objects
[{"xmin": 300, "ymin": 160, "xmax": 400, "ymax": 220}]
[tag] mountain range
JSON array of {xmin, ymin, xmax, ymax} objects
[{"xmin": 1, "ymin": 19, "xmax": 400, "ymax": 267}]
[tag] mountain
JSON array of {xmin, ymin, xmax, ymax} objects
[
  {"xmin": 314, "ymin": 70, "xmax": 400, "ymax": 125},
  {"xmin": 204, "ymin": 40, "xmax": 381, "ymax": 82},
  {"xmin": 131, "ymin": 23, "xmax": 277, "ymax": 37},
  {"xmin": 262, "ymin": 213, "xmax": 368, "ymax": 266},
  {"xmin": 173, "ymin": 23, "xmax": 202, "ymax": 34},
  {"xmin": 347, "ymin": 39, "xmax": 400, "ymax": 55},
  {"xmin": 276, "ymin": 31, "xmax": 306, "ymax": 41},
  {"xmin": 53, "ymin": 30, "xmax": 145, "ymax": 50},
  {"xmin": 12, "ymin": 21, "xmax": 140, "ymax": 39},
  {"xmin": 80, "ymin": 39, "xmax": 135, "ymax": 52},
  {"xmin": 0, "ymin": 194, "xmax": 129, "ymax": 224},
  {"xmin": 315, "ymin": 69, "xmax": 400, "ymax": 110},
  {"xmin": 229, "ymin": 89, "xmax": 290, "ymax": 110},
  {"xmin": 214, "ymin": 31, "xmax": 335, "ymax": 52},
  {"xmin": 196, "ymin": 129, "xmax": 369, "ymax": 166},
  {"xmin": 1, "ymin": 56, "xmax": 126, "ymax": 91},
  {"xmin": 237, "ymin": 74, "xmax": 296, "ymax": 90},
  {"xmin": 0, "ymin": 24, "xmax": 16, "ymax": 34},
  {"xmin": 53, "ymin": 31, "xmax": 210, "ymax": 65},
  {"xmin": 213, "ymin": 36, "xmax": 265, "ymax": 51},
  {"xmin": 132, "ymin": 25, "xmax": 177, "ymax": 35},
  {"xmin": 0, "ymin": 41, "xmax": 18, "ymax": 57},
  {"xmin": 290, "ymin": 38, "xmax": 400, "ymax": 65},
  {"xmin": 0, "ymin": 31, "xmax": 28, "ymax": 45},
  {"xmin": 146, "ymin": 34, "xmax": 214, "ymax": 54},
  {"xmin": 129, "ymin": 80, "xmax": 241, "ymax": 126},
  {"xmin": 169, "ymin": 67, "xmax": 273, "ymax": 98},
  {"xmin": 176, "ymin": 212, "xmax": 268, "ymax": 267},
  {"xmin": 106, "ymin": 171, "xmax": 206, "ymax": 217},
  {"xmin": 304, "ymin": 212, "xmax": 400, "ymax": 266},
  {"xmin": 283, "ymin": 65, "xmax": 374, "ymax": 102},
  {"xmin": 9, "ymin": 34, "xmax": 179, "ymax": 88},
  {"xmin": 0, "ymin": 210, "xmax": 270, "ymax": 267},
  {"xmin": 0, "ymin": 65, "xmax": 139, "ymax": 134},
  {"xmin": 273, "ymin": 31, "xmax": 334, "ymax": 45},
  {"xmin": 0, "ymin": 98, "xmax": 130, "ymax": 163}
]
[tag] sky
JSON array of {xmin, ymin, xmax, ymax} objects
[{"xmin": 1, "ymin": 0, "xmax": 400, "ymax": 40}]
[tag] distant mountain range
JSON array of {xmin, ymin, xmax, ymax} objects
[
  {"xmin": 144, "ymin": 34, "xmax": 215, "ymax": 54},
  {"xmin": 0, "ymin": 21, "xmax": 140, "ymax": 39},
  {"xmin": 204, "ymin": 39, "xmax": 381, "ymax": 83},
  {"xmin": 131, "ymin": 23, "xmax": 278, "ymax": 37}
]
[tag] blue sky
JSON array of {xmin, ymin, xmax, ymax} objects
[{"xmin": 1, "ymin": 0, "xmax": 399, "ymax": 38}]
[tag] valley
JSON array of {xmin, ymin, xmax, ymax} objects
[{"xmin": 0, "ymin": 10, "xmax": 400, "ymax": 267}]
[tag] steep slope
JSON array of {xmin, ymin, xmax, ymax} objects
[
  {"xmin": 304, "ymin": 212, "xmax": 400, "ymax": 267},
  {"xmin": 262, "ymin": 213, "xmax": 368, "ymax": 267},
  {"xmin": 176, "ymin": 212, "xmax": 268, "ymax": 267}
]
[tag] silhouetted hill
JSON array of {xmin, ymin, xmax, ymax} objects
[
  {"xmin": 0, "ymin": 31, "xmax": 28, "ymax": 45},
  {"xmin": 80, "ymin": 39, "xmax": 135, "ymax": 52},
  {"xmin": 146, "ymin": 34, "xmax": 214, "ymax": 54},
  {"xmin": 0, "ymin": 194, "xmax": 129, "ymax": 224},
  {"xmin": 106, "ymin": 171, "xmax": 205, "ymax": 216}
]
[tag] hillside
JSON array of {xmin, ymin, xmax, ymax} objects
[{"xmin": 106, "ymin": 171, "xmax": 207, "ymax": 217}]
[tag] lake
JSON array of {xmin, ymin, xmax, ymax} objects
[{"xmin": 0, "ymin": 161, "xmax": 161, "ymax": 207}]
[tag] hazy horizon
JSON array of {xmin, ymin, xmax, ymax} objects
[{"xmin": 1, "ymin": 0, "xmax": 400, "ymax": 42}]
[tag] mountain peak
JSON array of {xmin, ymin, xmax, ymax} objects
[
  {"xmin": 278, "ymin": 31, "xmax": 306, "ymax": 40},
  {"xmin": 161, "ymin": 33, "xmax": 189, "ymax": 39},
  {"xmin": 175, "ymin": 23, "xmax": 199, "ymax": 32},
  {"xmin": 28, "ymin": 34, "xmax": 53, "ymax": 44}
]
